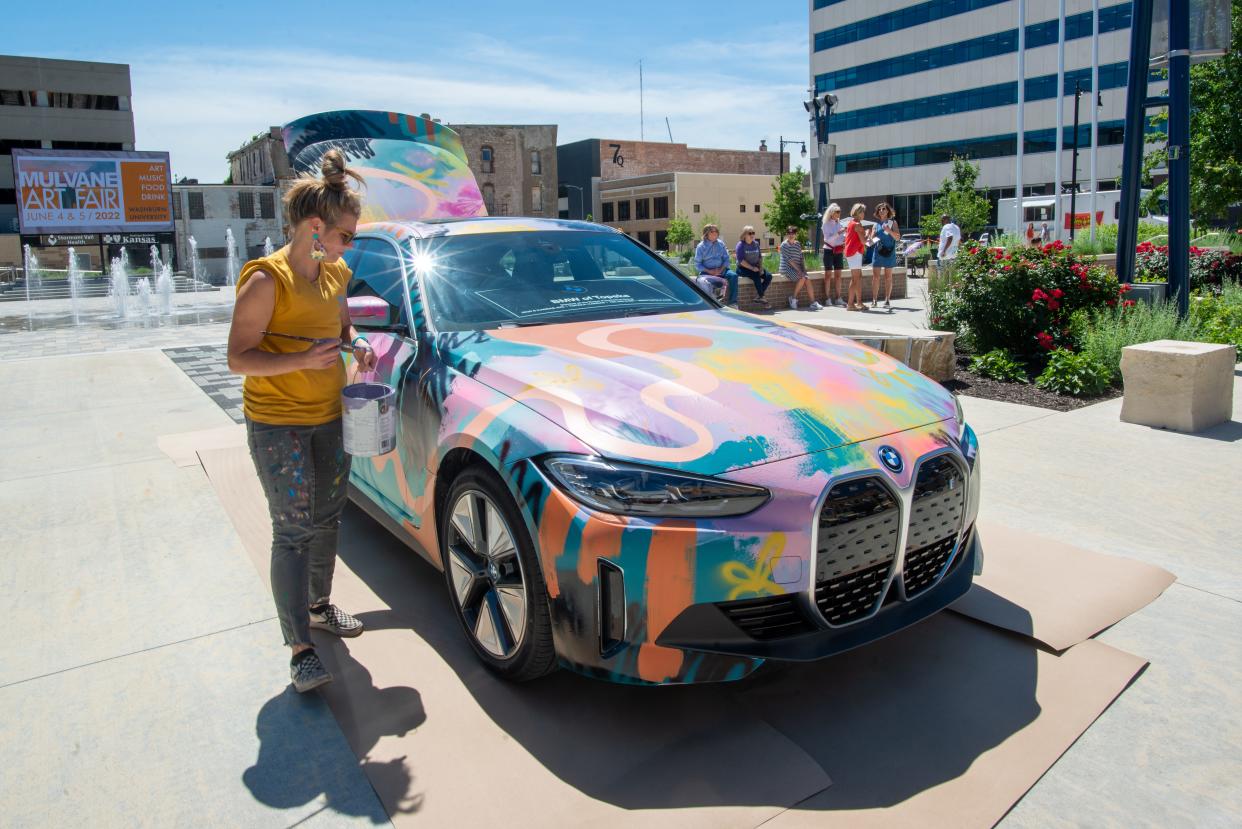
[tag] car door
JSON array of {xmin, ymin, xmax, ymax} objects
[{"xmin": 342, "ymin": 235, "xmax": 421, "ymax": 525}]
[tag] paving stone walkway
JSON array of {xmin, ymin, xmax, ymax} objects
[{"xmin": 163, "ymin": 344, "xmax": 243, "ymax": 422}]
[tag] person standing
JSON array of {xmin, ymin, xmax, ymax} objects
[
  {"xmin": 1039, "ymin": 220, "xmax": 1050, "ymax": 245},
  {"xmin": 821, "ymin": 203, "xmax": 846, "ymax": 307},
  {"xmin": 693, "ymin": 224, "xmax": 739, "ymax": 306},
  {"xmin": 781, "ymin": 226, "xmax": 821, "ymax": 310},
  {"xmin": 735, "ymin": 226, "xmax": 773, "ymax": 309},
  {"xmin": 937, "ymin": 213, "xmax": 962, "ymax": 279},
  {"xmin": 869, "ymin": 202, "xmax": 900, "ymax": 310},
  {"xmin": 843, "ymin": 203, "xmax": 869, "ymax": 311},
  {"xmin": 1025, "ymin": 221, "xmax": 1037, "ymax": 246},
  {"xmin": 227, "ymin": 149, "xmax": 378, "ymax": 694}
]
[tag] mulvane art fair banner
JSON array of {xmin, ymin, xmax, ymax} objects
[{"xmin": 11, "ymin": 148, "xmax": 174, "ymax": 235}]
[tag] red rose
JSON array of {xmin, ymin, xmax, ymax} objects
[
  {"xmin": 1036, "ymin": 332, "xmax": 1054, "ymax": 350},
  {"xmin": 1046, "ymin": 298, "xmax": 1060, "ymax": 311},
  {"xmin": 1051, "ymin": 288, "xmax": 1064, "ymax": 298},
  {"xmin": 1032, "ymin": 288, "xmax": 1048, "ymax": 301},
  {"xmin": 1119, "ymin": 283, "xmax": 1132, "ymax": 294},
  {"xmin": 1122, "ymin": 299, "xmax": 1136, "ymax": 308}
]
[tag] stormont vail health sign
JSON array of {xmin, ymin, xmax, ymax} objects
[{"xmin": 12, "ymin": 148, "xmax": 174, "ymax": 236}]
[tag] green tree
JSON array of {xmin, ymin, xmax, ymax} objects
[
  {"xmin": 763, "ymin": 169, "xmax": 815, "ymax": 243},
  {"xmin": 920, "ymin": 155, "xmax": 992, "ymax": 237},
  {"xmin": 1141, "ymin": 0, "xmax": 1242, "ymax": 221},
  {"xmin": 696, "ymin": 212, "xmax": 721, "ymax": 236},
  {"xmin": 666, "ymin": 211, "xmax": 693, "ymax": 251}
]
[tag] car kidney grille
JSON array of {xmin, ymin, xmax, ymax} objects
[
  {"xmin": 718, "ymin": 595, "xmax": 814, "ymax": 640},
  {"xmin": 814, "ymin": 477, "xmax": 901, "ymax": 626},
  {"xmin": 902, "ymin": 456, "xmax": 966, "ymax": 597}
]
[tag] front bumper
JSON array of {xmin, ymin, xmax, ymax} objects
[
  {"xmin": 657, "ymin": 526, "xmax": 978, "ymax": 661},
  {"xmin": 509, "ymin": 419, "xmax": 980, "ymax": 685}
]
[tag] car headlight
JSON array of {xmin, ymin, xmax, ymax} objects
[{"xmin": 540, "ymin": 455, "xmax": 770, "ymax": 518}]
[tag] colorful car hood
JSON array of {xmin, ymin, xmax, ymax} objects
[{"xmin": 440, "ymin": 310, "xmax": 958, "ymax": 476}]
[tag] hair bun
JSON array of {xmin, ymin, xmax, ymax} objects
[{"xmin": 320, "ymin": 148, "xmax": 349, "ymax": 191}]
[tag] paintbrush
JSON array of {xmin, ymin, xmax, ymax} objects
[{"xmin": 262, "ymin": 330, "xmax": 370, "ymax": 353}]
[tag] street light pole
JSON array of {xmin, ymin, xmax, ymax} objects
[
  {"xmin": 564, "ymin": 183, "xmax": 584, "ymax": 220},
  {"xmin": 778, "ymin": 136, "xmax": 806, "ymax": 177}
]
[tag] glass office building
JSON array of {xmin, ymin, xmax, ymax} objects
[{"xmin": 809, "ymin": 0, "xmax": 1141, "ymax": 232}]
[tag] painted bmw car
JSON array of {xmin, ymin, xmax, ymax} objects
[{"xmin": 288, "ymin": 111, "xmax": 981, "ymax": 685}]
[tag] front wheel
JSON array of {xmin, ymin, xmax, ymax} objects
[{"xmin": 439, "ymin": 466, "xmax": 557, "ymax": 681}]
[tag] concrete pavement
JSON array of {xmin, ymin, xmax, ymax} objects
[{"xmin": 1, "ymin": 306, "xmax": 1239, "ymax": 826}]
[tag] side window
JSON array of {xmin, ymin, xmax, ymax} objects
[{"xmin": 346, "ymin": 237, "xmax": 408, "ymax": 319}]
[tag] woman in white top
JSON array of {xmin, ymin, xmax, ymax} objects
[{"xmin": 821, "ymin": 203, "xmax": 846, "ymax": 307}]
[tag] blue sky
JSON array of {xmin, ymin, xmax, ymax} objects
[{"xmin": 2, "ymin": 1, "xmax": 813, "ymax": 182}]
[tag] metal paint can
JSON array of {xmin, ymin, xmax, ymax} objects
[{"xmin": 341, "ymin": 382, "xmax": 397, "ymax": 457}]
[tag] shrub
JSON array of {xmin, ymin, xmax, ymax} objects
[
  {"xmin": 1134, "ymin": 242, "xmax": 1242, "ymax": 292},
  {"xmin": 1036, "ymin": 349, "xmax": 1113, "ymax": 396},
  {"xmin": 1191, "ymin": 280, "xmax": 1242, "ymax": 354},
  {"xmin": 1077, "ymin": 300, "xmax": 1202, "ymax": 382},
  {"xmin": 931, "ymin": 240, "xmax": 1123, "ymax": 363},
  {"xmin": 969, "ymin": 349, "xmax": 1028, "ymax": 382}
]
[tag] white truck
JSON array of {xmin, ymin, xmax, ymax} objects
[{"xmin": 998, "ymin": 190, "xmax": 1165, "ymax": 241}]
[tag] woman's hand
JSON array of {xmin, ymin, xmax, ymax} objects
[
  {"xmin": 353, "ymin": 342, "xmax": 378, "ymax": 372},
  {"xmin": 298, "ymin": 339, "xmax": 342, "ymax": 371}
]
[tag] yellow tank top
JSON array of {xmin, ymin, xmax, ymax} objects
[{"xmin": 237, "ymin": 250, "xmax": 352, "ymax": 425}]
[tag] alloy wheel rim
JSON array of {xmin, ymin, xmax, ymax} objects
[{"xmin": 446, "ymin": 489, "xmax": 527, "ymax": 658}]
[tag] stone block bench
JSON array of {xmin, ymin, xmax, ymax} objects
[
  {"xmin": 1120, "ymin": 340, "xmax": 1236, "ymax": 432},
  {"xmin": 793, "ymin": 318, "xmax": 956, "ymax": 381},
  {"xmin": 735, "ymin": 267, "xmax": 908, "ymax": 308}
]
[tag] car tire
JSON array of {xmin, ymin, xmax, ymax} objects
[{"xmin": 439, "ymin": 465, "xmax": 557, "ymax": 681}]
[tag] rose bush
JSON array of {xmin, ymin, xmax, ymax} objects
[
  {"xmin": 930, "ymin": 241, "xmax": 1125, "ymax": 363},
  {"xmin": 1134, "ymin": 241, "xmax": 1242, "ymax": 292}
]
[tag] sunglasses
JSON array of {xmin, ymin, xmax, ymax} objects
[{"xmin": 330, "ymin": 226, "xmax": 356, "ymax": 245}]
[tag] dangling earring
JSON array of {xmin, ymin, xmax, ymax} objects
[{"xmin": 310, "ymin": 232, "xmax": 326, "ymax": 262}]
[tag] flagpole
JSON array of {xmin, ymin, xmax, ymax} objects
[
  {"xmin": 1016, "ymin": 0, "xmax": 1026, "ymax": 233},
  {"xmin": 1089, "ymin": 0, "xmax": 1100, "ymax": 243},
  {"xmin": 1054, "ymin": 0, "xmax": 1067, "ymax": 239}
]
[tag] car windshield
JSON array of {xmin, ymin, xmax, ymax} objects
[{"xmin": 411, "ymin": 230, "xmax": 711, "ymax": 331}]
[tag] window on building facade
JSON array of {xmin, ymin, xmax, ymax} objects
[
  {"xmin": 45, "ymin": 92, "xmax": 121, "ymax": 110},
  {"xmin": 259, "ymin": 192, "xmax": 275, "ymax": 219},
  {"xmin": 617, "ymin": 200, "xmax": 631, "ymax": 221},
  {"xmin": 654, "ymin": 230, "xmax": 668, "ymax": 250},
  {"xmin": 653, "ymin": 196, "xmax": 669, "ymax": 219},
  {"xmin": 50, "ymin": 141, "xmax": 123, "ymax": 151},
  {"xmin": 172, "ymin": 194, "xmax": 180, "ymax": 219},
  {"xmin": 813, "ymin": 0, "xmax": 1009, "ymax": 53},
  {"xmin": 0, "ymin": 138, "xmax": 40, "ymax": 155},
  {"xmin": 238, "ymin": 191, "xmax": 255, "ymax": 219},
  {"xmin": 530, "ymin": 150, "xmax": 541, "ymax": 175},
  {"xmin": 531, "ymin": 186, "xmax": 543, "ymax": 212},
  {"xmin": 482, "ymin": 183, "xmax": 495, "ymax": 214},
  {"xmin": 739, "ymin": 204, "xmax": 746, "ymax": 213},
  {"xmin": 188, "ymin": 191, "xmax": 205, "ymax": 220},
  {"xmin": 602, "ymin": 202, "xmax": 615, "ymax": 222},
  {"xmin": 754, "ymin": 205, "xmax": 761, "ymax": 212},
  {"xmin": 814, "ymin": 4, "xmax": 1130, "ymax": 92},
  {"xmin": 0, "ymin": 90, "xmax": 35, "ymax": 106},
  {"xmin": 637, "ymin": 231, "xmax": 651, "ymax": 247},
  {"xmin": 693, "ymin": 204, "xmax": 701, "ymax": 213},
  {"xmin": 480, "ymin": 145, "xmax": 494, "ymax": 174},
  {"xmin": 635, "ymin": 199, "xmax": 649, "ymax": 220}
]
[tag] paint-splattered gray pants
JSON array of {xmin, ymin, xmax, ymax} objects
[{"xmin": 246, "ymin": 417, "xmax": 353, "ymax": 647}]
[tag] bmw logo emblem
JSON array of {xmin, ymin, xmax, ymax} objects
[{"xmin": 878, "ymin": 445, "xmax": 903, "ymax": 473}]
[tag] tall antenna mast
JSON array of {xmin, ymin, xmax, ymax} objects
[
  {"xmin": 665, "ymin": 117, "xmax": 674, "ymax": 143},
  {"xmin": 639, "ymin": 59, "xmax": 645, "ymax": 142}
]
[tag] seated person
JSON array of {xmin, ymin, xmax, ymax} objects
[{"xmin": 693, "ymin": 223, "xmax": 738, "ymax": 306}]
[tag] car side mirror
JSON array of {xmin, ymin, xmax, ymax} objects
[{"xmin": 348, "ymin": 296, "xmax": 400, "ymax": 330}]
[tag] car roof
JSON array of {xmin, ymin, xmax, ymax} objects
[{"xmin": 358, "ymin": 216, "xmax": 618, "ymax": 241}]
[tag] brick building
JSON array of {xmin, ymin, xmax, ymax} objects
[
  {"xmin": 557, "ymin": 138, "xmax": 788, "ymax": 223},
  {"xmin": 227, "ymin": 127, "xmax": 294, "ymax": 187},
  {"xmin": 597, "ymin": 172, "xmax": 785, "ymax": 252},
  {"xmin": 449, "ymin": 124, "xmax": 558, "ymax": 218}
]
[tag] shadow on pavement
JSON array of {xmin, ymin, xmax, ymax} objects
[
  {"xmin": 333, "ymin": 502, "xmax": 1041, "ymax": 814},
  {"xmin": 243, "ymin": 683, "xmax": 394, "ymax": 824}
]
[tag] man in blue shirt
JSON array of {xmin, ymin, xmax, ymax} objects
[{"xmin": 693, "ymin": 224, "xmax": 739, "ymax": 306}]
